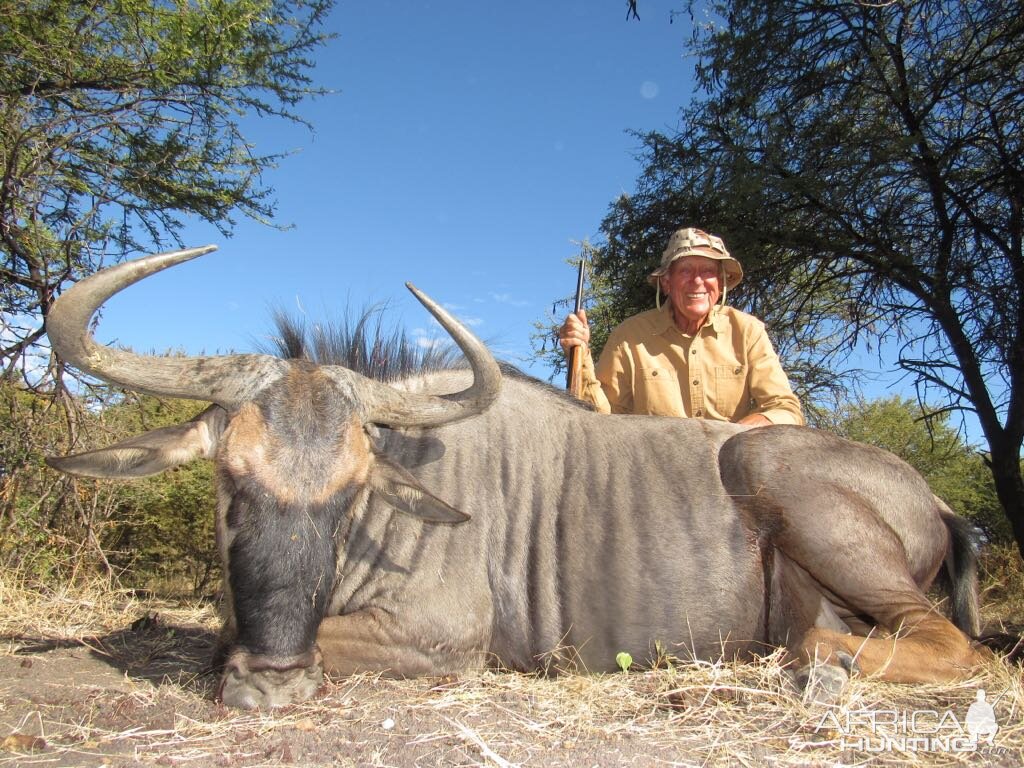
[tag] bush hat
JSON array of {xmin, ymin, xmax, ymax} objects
[{"xmin": 647, "ymin": 227, "xmax": 743, "ymax": 290}]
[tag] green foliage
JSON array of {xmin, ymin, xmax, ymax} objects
[
  {"xmin": 1, "ymin": 382, "xmax": 219, "ymax": 592},
  {"xmin": 0, "ymin": 382, "xmax": 71, "ymax": 576},
  {"xmin": 104, "ymin": 459, "xmax": 218, "ymax": 594},
  {"xmin": 979, "ymin": 544, "xmax": 1024, "ymax": 623},
  {"xmin": 0, "ymin": 0, "xmax": 334, "ymax": 379},
  {"xmin": 92, "ymin": 396, "xmax": 220, "ymax": 593},
  {"xmin": 832, "ymin": 396, "xmax": 1008, "ymax": 544},
  {"xmin": 615, "ymin": 651, "xmax": 633, "ymax": 673}
]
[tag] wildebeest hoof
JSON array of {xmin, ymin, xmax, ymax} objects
[
  {"xmin": 835, "ymin": 650, "xmax": 860, "ymax": 675},
  {"xmin": 219, "ymin": 659, "xmax": 324, "ymax": 709},
  {"xmin": 794, "ymin": 662, "xmax": 850, "ymax": 704}
]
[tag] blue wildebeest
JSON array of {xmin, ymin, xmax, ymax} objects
[{"xmin": 46, "ymin": 247, "xmax": 991, "ymax": 709}]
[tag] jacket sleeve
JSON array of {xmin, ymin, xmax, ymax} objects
[
  {"xmin": 577, "ymin": 346, "xmax": 612, "ymax": 413},
  {"xmin": 745, "ymin": 324, "xmax": 804, "ymax": 426},
  {"xmin": 577, "ymin": 331, "xmax": 636, "ymax": 415},
  {"xmin": 591, "ymin": 332, "xmax": 638, "ymax": 414}
]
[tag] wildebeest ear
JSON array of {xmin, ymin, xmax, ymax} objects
[
  {"xmin": 368, "ymin": 454, "xmax": 470, "ymax": 524},
  {"xmin": 46, "ymin": 405, "xmax": 228, "ymax": 479}
]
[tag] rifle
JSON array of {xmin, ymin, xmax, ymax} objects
[{"xmin": 566, "ymin": 258, "xmax": 587, "ymax": 396}]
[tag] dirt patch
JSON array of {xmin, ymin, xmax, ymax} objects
[{"xmin": 1, "ymin": 592, "xmax": 1022, "ymax": 767}]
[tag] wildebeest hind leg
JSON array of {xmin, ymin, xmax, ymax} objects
[
  {"xmin": 769, "ymin": 553, "xmax": 859, "ymax": 699},
  {"xmin": 772, "ymin": 487, "xmax": 988, "ymax": 684},
  {"xmin": 721, "ymin": 427, "xmax": 990, "ymax": 684},
  {"xmin": 796, "ymin": 616, "xmax": 987, "ymax": 684}
]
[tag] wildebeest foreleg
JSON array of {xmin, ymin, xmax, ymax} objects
[{"xmin": 317, "ymin": 609, "xmax": 488, "ymax": 677}]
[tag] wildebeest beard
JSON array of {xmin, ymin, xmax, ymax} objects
[{"xmin": 227, "ymin": 477, "xmax": 356, "ymax": 659}]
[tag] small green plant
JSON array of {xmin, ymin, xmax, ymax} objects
[{"xmin": 615, "ymin": 651, "xmax": 633, "ymax": 672}]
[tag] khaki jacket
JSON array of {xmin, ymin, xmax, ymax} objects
[{"xmin": 578, "ymin": 304, "xmax": 804, "ymax": 425}]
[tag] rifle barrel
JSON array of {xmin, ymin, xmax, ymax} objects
[{"xmin": 566, "ymin": 259, "xmax": 586, "ymax": 393}]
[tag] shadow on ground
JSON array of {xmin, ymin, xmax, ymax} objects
[{"xmin": 2, "ymin": 611, "xmax": 220, "ymax": 700}]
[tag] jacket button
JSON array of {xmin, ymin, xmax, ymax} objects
[{"xmin": 652, "ymin": 370, "xmax": 658, "ymax": 376}]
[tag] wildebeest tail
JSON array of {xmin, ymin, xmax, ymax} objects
[{"xmin": 937, "ymin": 500, "xmax": 982, "ymax": 638}]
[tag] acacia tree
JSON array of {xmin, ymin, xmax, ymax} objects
[
  {"xmin": 0, "ymin": 0, "xmax": 333, "ymax": 382},
  {"xmin": 588, "ymin": 1, "xmax": 1024, "ymax": 555}
]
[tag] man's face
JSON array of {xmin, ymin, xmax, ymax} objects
[{"xmin": 660, "ymin": 255, "xmax": 721, "ymax": 327}]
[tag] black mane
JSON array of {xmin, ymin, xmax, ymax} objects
[
  {"xmin": 262, "ymin": 306, "xmax": 594, "ymax": 410},
  {"xmin": 261, "ymin": 305, "xmax": 463, "ymax": 383}
]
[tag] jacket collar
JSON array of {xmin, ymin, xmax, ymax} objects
[{"xmin": 655, "ymin": 302, "xmax": 726, "ymax": 338}]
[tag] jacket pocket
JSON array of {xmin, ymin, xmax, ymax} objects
[
  {"xmin": 637, "ymin": 365, "xmax": 683, "ymax": 416},
  {"xmin": 714, "ymin": 364, "xmax": 747, "ymax": 416}
]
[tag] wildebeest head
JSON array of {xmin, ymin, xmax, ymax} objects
[{"xmin": 44, "ymin": 246, "xmax": 502, "ymax": 707}]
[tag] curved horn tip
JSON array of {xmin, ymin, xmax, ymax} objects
[
  {"xmin": 135, "ymin": 244, "xmax": 219, "ymax": 273},
  {"xmin": 174, "ymin": 243, "xmax": 219, "ymax": 260},
  {"xmin": 405, "ymin": 283, "xmax": 434, "ymax": 309},
  {"xmin": 135, "ymin": 244, "xmax": 220, "ymax": 276}
]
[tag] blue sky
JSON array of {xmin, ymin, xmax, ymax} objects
[{"xmin": 99, "ymin": 1, "xmax": 696, "ymax": 381}]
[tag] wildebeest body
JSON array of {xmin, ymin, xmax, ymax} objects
[
  {"xmin": 339, "ymin": 374, "xmax": 766, "ymax": 675},
  {"xmin": 44, "ymin": 247, "xmax": 991, "ymax": 709}
]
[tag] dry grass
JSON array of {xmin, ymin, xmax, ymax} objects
[
  {"xmin": 0, "ymin": 572, "xmax": 1021, "ymax": 767},
  {"xmin": 981, "ymin": 546, "xmax": 1024, "ymax": 633},
  {"xmin": 0, "ymin": 569, "xmax": 210, "ymax": 641}
]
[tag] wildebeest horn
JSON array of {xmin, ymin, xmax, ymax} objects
[
  {"xmin": 338, "ymin": 283, "xmax": 503, "ymax": 428},
  {"xmin": 47, "ymin": 247, "xmax": 502, "ymax": 424},
  {"xmin": 45, "ymin": 246, "xmax": 290, "ymax": 408}
]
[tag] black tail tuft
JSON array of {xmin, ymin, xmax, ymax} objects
[{"xmin": 939, "ymin": 508, "xmax": 983, "ymax": 638}]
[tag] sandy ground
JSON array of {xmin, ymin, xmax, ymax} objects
[{"xmin": 1, "ymin": 600, "xmax": 1022, "ymax": 768}]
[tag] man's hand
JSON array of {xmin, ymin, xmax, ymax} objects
[
  {"xmin": 737, "ymin": 413, "xmax": 772, "ymax": 427},
  {"xmin": 559, "ymin": 309, "xmax": 590, "ymax": 357}
]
